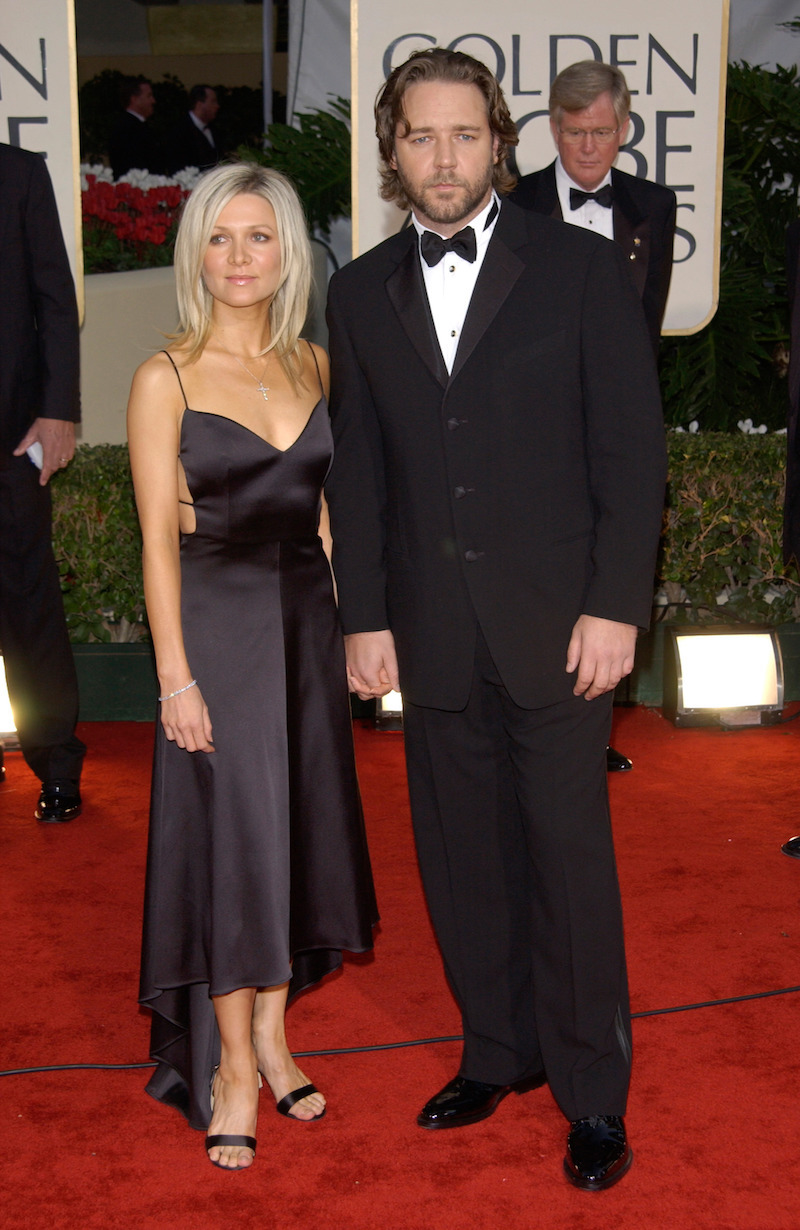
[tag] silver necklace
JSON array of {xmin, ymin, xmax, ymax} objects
[{"xmin": 218, "ymin": 338, "xmax": 272, "ymax": 401}]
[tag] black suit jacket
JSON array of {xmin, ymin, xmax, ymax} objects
[
  {"xmin": 0, "ymin": 144, "xmax": 80, "ymax": 453},
  {"xmin": 509, "ymin": 162, "xmax": 676, "ymax": 357},
  {"xmin": 165, "ymin": 113, "xmax": 219, "ymax": 176},
  {"xmin": 326, "ymin": 201, "xmax": 666, "ymax": 711},
  {"xmin": 109, "ymin": 111, "xmax": 164, "ymax": 180}
]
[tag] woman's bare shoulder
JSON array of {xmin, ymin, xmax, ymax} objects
[{"xmin": 130, "ymin": 347, "xmax": 194, "ymax": 397}]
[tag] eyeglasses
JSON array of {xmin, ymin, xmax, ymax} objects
[{"xmin": 558, "ymin": 127, "xmax": 622, "ymax": 145}]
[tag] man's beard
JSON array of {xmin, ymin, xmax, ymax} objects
[{"xmin": 398, "ymin": 164, "xmax": 494, "ymax": 226}]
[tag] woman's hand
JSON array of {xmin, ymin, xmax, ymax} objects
[{"xmin": 160, "ymin": 684, "xmax": 215, "ymax": 753}]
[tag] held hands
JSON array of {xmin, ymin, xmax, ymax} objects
[
  {"xmin": 160, "ymin": 682, "xmax": 215, "ymax": 753},
  {"xmin": 14, "ymin": 418, "xmax": 76, "ymax": 485},
  {"xmin": 344, "ymin": 630, "xmax": 399, "ymax": 701},
  {"xmin": 566, "ymin": 614, "xmax": 638, "ymax": 700}
]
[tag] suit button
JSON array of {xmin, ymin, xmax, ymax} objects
[
  {"xmin": 447, "ymin": 417, "xmax": 460, "ymax": 431},
  {"xmin": 454, "ymin": 485, "xmax": 466, "ymax": 499},
  {"xmin": 464, "ymin": 549, "xmax": 482, "ymax": 562}
]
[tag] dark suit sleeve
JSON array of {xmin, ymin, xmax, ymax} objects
[
  {"xmin": 578, "ymin": 237, "xmax": 667, "ymax": 628},
  {"xmin": 23, "ymin": 155, "xmax": 80, "ymax": 423},
  {"xmin": 326, "ymin": 271, "xmax": 391, "ymax": 633},
  {"xmin": 642, "ymin": 187, "xmax": 676, "ymax": 351}
]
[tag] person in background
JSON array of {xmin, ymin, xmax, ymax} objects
[
  {"xmin": 165, "ymin": 84, "xmax": 221, "ymax": 176},
  {"xmin": 326, "ymin": 48, "xmax": 665, "ymax": 1191},
  {"xmin": 109, "ymin": 76, "xmax": 164, "ymax": 180},
  {"xmin": 511, "ymin": 60, "xmax": 676, "ymax": 772},
  {"xmin": 0, "ymin": 142, "xmax": 85, "ymax": 821}
]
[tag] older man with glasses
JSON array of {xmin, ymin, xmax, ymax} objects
[{"xmin": 511, "ymin": 60, "xmax": 676, "ymax": 361}]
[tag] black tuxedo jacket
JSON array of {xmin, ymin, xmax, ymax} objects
[
  {"xmin": 509, "ymin": 162, "xmax": 676, "ymax": 357},
  {"xmin": 109, "ymin": 111, "xmax": 164, "ymax": 180},
  {"xmin": 0, "ymin": 144, "xmax": 80, "ymax": 453},
  {"xmin": 326, "ymin": 200, "xmax": 666, "ymax": 711},
  {"xmin": 165, "ymin": 114, "xmax": 219, "ymax": 176}
]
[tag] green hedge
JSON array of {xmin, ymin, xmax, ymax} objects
[
  {"xmin": 50, "ymin": 435, "xmax": 800, "ymax": 643},
  {"xmin": 659, "ymin": 432, "xmax": 800, "ymax": 625},
  {"xmin": 51, "ymin": 445, "xmax": 145, "ymax": 643}
]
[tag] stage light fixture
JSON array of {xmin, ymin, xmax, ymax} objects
[
  {"xmin": 0, "ymin": 656, "xmax": 18, "ymax": 740},
  {"xmin": 663, "ymin": 626, "xmax": 783, "ymax": 727},
  {"xmin": 376, "ymin": 689, "xmax": 403, "ymax": 732}
]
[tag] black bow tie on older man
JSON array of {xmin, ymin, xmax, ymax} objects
[
  {"xmin": 569, "ymin": 184, "xmax": 614, "ymax": 210},
  {"xmin": 420, "ymin": 225, "xmax": 478, "ymax": 266}
]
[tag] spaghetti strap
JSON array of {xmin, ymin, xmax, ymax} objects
[
  {"xmin": 306, "ymin": 339, "xmax": 324, "ymax": 399},
  {"xmin": 163, "ymin": 350, "xmax": 189, "ymax": 410}
]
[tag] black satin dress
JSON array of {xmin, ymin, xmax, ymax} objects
[{"xmin": 138, "ymin": 357, "xmax": 378, "ymax": 1131}]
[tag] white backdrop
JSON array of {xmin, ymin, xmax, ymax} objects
[
  {"xmin": 352, "ymin": 0, "xmax": 729, "ymax": 335},
  {"xmin": 0, "ymin": 0, "xmax": 82, "ymax": 308}
]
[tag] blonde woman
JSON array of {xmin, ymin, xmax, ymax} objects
[{"xmin": 128, "ymin": 163, "xmax": 377, "ymax": 1171}]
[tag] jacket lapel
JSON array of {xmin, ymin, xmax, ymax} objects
[
  {"xmin": 538, "ymin": 162, "xmax": 564, "ymax": 220},
  {"xmin": 450, "ymin": 204, "xmax": 526, "ymax": 383},
  {"xmin": 385, "ymin": 233, "xmax": 449, "ymax": 388}
]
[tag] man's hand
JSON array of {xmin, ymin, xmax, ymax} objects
[
  {"xmin": 14, "ymin": 418, "xmax": 76, "ymax": 485},
  {"xmin": 345, "ymin": 630, "xmax": 400, "ymax": 700},
  {"xmin": 566, "ymin": 614, "xmax": 638, "ymax": 700}
]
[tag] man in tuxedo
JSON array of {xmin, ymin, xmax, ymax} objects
[
  {"xmin": 326, "ymin": 49, "xmax": 665, "ymax": 1190},
  {"xmin": 510, "ymin": 61, "xmax": 676, "ymax": 359},
  {"xmin": 0, "ymin": 143, "xmax": 85, "ymax": 820},
  {"xmin": 109, "ymin": 77, "xmax": 164, "ymax": 180},
  {"xmin": 165, "ymin": 84, "xmax": 220, "ymax": 176},
  {"xmin": 511, "ymin": 61, "xmax": 676, "ymax": 773}
]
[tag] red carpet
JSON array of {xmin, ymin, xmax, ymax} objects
[{"xmin": 2, "ymin": 707, "xmax": 800, "ymax": 1228}]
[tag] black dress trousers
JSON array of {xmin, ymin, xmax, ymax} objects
[
  {"xmin": 0, "ymin": 453, "xmax": 85, "ymax": 782},
  {"xmin": 402, "ymin": 629, "xmax": 631, "ymax": 1122}
]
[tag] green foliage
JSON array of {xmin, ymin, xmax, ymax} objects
[
  {"xmin": 51, "ymin": 435, "xmax": 800, "ymax": 644},
  {"xmin": 660, "ymin": 63, "xmax": 800, "ymax": 431},
  {"xmin": 238, "ymin": 98, "xmax": 351, "ymax": 236},
  {"xmin": 50, "ymin": 445, "xmax": 145, "ymax": 643},
  {"xmin": 660, "ymin": 432, "xmax": 800, "ymax": 624}
]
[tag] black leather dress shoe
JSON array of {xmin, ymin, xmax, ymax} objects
[
  {"xmin": 782, "ymin": 836, "xmax": 800, "ymax": 858},
  {"xmin": 564, "ymin": 1115, "xmax": 632, "ymax": 1191},
  {"xmin": 36, "ymin": 781, "xmax": 82, "ymax": 823},
  {"xmin": 417, "ymin": 1071, "xmax": 546, "ymax": 1129},
  {"xmin": 606, "ymin": 745, "xmax": 633, "ymax": 772}
]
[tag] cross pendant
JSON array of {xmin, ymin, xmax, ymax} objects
[{"xmin": 257, "ymin": 383, "xmax": 269, "ymax": 401}]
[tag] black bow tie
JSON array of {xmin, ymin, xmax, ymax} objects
[
  {"xmin": 420, "ymin": 225, "xmax": 477, "ymax": 266},
  {"xmin": 569, "ymin": 184, "xmax": 614, "ymax": 210}
]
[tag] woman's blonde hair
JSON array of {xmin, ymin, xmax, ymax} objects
[{"xmin": 171, "ymin": 162, "xmax": 312, "ymax": 384}]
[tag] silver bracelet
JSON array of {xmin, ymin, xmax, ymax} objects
[{"xmin": 159, "ymin": 679, "xmax": 198, "ymax": 702}]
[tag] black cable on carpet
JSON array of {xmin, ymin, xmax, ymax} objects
[{"xmin": 3, "ymin": 983, "xmax": 799, "ymax": 1077}]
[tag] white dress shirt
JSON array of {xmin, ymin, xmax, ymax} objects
[
  {"xmin": 413, "ymin": 193, "xmax": 500, "ymax": 374},
  {"xmin": 555, "ymin": 158, "xmax": 614, "ymax": 242}
]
